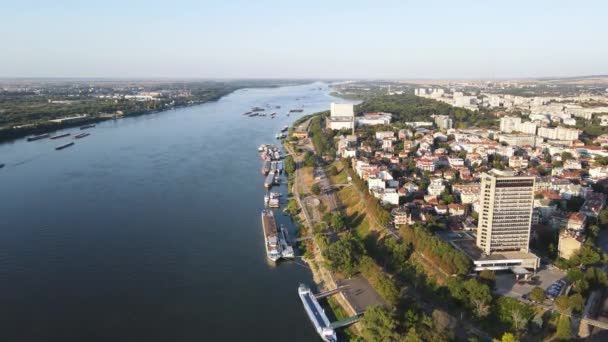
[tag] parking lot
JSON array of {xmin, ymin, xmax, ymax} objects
[{"xmin": 494, "ymin": 266, "xmax": 567, "ymax": 300}]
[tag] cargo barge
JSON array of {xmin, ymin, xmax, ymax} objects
[
  {"xmin": 261, "ymin": 210, "xmax": 281, "ymax": 262},
  {"xmin": 51, "ymin": 133, "xmax": 71, "ymax": 140},
  {"xmin": 74, "ymin": 133, "xmax": 90, "ymax": 139},
  {"xmin": 27, "ymin": 133, "xmax": 50, "ymax": 142},
  {"xmin": 289, "ymin": 108, "xmax": 304, "ymax": 113},
  {"xmin": 79, "ymin": 124, "xmax": 96, "ymax": 130},
  {"xmin": 55, "ymin": 142, "xmax": 74, "ymax": 150}
]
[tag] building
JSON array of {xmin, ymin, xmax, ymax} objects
[
  {"xmin": 327, "ymin": 103, "xmax": 355, "ymax": 131},
  {"xmin": 500, "ymin": 116, "xmax": 522, "ymax": 133},
  {"xmin": 477, "ymin": 174, "xmax": 535, "ymax": 254},
  {"xmin": 356, "ymin": 112, "xmax": 392, "ymax": 126},
  {"xmin": 433, "ymin": 115, "xmax": 453, "ymax": 130}
]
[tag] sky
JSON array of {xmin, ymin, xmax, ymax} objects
[{"xmin": 1, "ymin": 0, "xmax": 607, "ymax": 79}]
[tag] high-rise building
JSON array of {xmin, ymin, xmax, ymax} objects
[{"xmin": 477, "ymin": 174, "xmax": 535, "ymax": 255}]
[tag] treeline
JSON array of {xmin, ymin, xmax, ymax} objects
[
  {"xmin": 356, "ymin": 93, "xmax": 497, "ymax": 128},
  {"xmin": 309, "ymin": 114, "xmax": 336, "ymax": 158},
  {"xmin": 401, "ymin": 223, "xmax": 471, "ymax": 276}
]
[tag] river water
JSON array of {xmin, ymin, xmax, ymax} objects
[{"xmin": 0, "ymin": 83, "xmax": 355, "ymax": 341}]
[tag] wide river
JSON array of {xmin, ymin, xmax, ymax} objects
[{"xmin": 0, "ymin": 83, "xmax": 356, "ymax": 341}]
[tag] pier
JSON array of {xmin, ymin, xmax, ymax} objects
[{"xmin": 298, "ymin": 284, "xmax": 362, "ymax": 341}]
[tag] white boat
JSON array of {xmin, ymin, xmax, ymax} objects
[
  {"xmin": 298, "ymin": 284, "xmax": 337, "ymax": 342},
  {"xmin": 261, "ymin": 210, "xmax": 282, "ymax": 262},
  {"xmin": 279, "ymin": 225, "xmax": 294, "ymax": 258}
]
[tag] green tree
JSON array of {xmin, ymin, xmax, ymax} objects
[
  {"xmin": 311, "ymin": 183, "xmax": 321, "ymax": 196},
  {"xmin": 322, "ymin": 236, "xmax": 364, "ymax": 277},
  {"xmin": 569, "ymin": 293, "xmax": 584, "ymax": 313},
  {"xmin": 403, "ymin": 328, "xmax": 423, "ymax": 342},
  {"xmin": 330, "ymin": 213, "xmax": 345, "ymax": 231},
  {"xmin": 530, "ymin": 287, "xmax": 545, "ymax": 303},
  {"xmin": 479, "ymin": 269, "xmax": 496, "ymax": 287},
  {"xmin": 561, "ymin": 152, "xmax": 574, "ymax": 161},
  {"xmin": 555, "ymin": 295, "xmax": 571, "ymax": 312},
  {"xmin": 360, "ymin": 306, "xmax": 400, "ymax": 342},
  {"xmin": 555, "ymin": 314, "xmax": 571, "ymax": 340},
  {"xmin": 493, "ymin": 332, "xmax": 519, "ymax": 342},
  {"xmin": 284, "ymin": 155, "xmax": 296, "ymax": 176}
]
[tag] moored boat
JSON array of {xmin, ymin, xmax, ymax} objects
[
  {"xmin": 27, "ymin": 133, "xmax": 50, "ymax": 142},
  {"xmin": 55, "ymin": 142, "xmax": 74, "ymax": 150},
  {"xmin": 74, "ymin": 133, "xmax": 90, "ymax": 139},
  {"xmin": 79, "ymin": 124, "xmax": 95, "ymax": 130},
  {"xmin": 51, "ymin": 133, "xmax": 71, "ymax": 139},
  {"xmin": 261, "ymin": 210, "xmax": 282, "ymax": 262}
]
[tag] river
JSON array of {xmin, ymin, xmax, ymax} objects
[{"xmin": 0, "ymin": 83, "xmax": 356, "ymax": 341}]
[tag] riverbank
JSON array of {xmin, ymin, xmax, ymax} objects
[
  {"xmin": 282, "ymin": 118, "xmax": 362, "ymax": 338},
  {"xmin": 0, "ymin": 92, "xmax": 234, "ymax": 143}
]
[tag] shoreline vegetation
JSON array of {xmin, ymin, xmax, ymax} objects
[{"xmin": 0, "ymin": 80, "xmax": 307, "ymax": 143}]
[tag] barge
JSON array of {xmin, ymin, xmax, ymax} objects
[
  {"xmin": 289, "ymin": 108, "xmax": 304, "ymax": 113},
  {"xmin": 55, "ymin": 142, "xmax": 74, "ymax": 150},
  {"xmin": 264, "ymin": 192, "xmax": 280, "ymax": 208},
  {"xmin": 264, "ymin": 173, "xmax": 275, "ymax": 188},
  {"xmin": 27, "ymin": 133, "xmax": 50, "ymax": 142},
  {"xmin": 51, "ymin": 133, "xmax": 71, "ymax": 139},
  {"xmin": 261, "ymin": 210, "xmax": 281, "ymax": 262},
  {"xmin": 79, "ymin": 124, "xmax": 96, "ymax": 130},
  {"xmin": 74, "ymin": 133, "xmax": 90, "ymax": 139},
  {"xmin": 262, "ymin": 160, "xmax": 271, "ymax": 175}
]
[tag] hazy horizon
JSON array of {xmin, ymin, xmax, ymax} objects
[{"xmin": 2, "ymin": 0, "xmax": 607, "ymax": 79}]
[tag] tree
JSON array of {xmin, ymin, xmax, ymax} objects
[
  {"xmin": 322, "ymin": 236, "xmax": 364, "ymax": 277},
  {"xmin": 493, "ymin": 332, "xmax": 518, "ymax": 342},
  {"xmin": 432, "ymin": 309, "xmax": 455, "ymax": 339},
  {"xmin": 403, "ymin": 328, "xmax": 423, "ymax": 342},
  {"xmin": 561, "ymin": 151, "xmax": 574, "ymax": 161},
  {"xmin": 360, "ymin": 306, "xmax": 400, "ymax": 342},
  {"xmin": 479, "ymin": 269, "xmax": 496, "ymax": 287},
  {"xmin": 330, "ymin": 213, "xmax": 345, "ymax": 231},
  {"xmin": 311, "ymin": 183, "xmax": 321, "ymax": 196},
  {"xmin": 530, "ymin": 287, "xmax": 545, "ymax": 303},
  {"xmin": 555, "ymin": 314, "xmax": 571, "ymax": 340},
  {"xmin": 555, "ymin": 295, "xmax": 571, "ymax": 312},
  {"xmin": 464, "ymin": 279, "xmax": 492, "ymax": 318},
  {"xmin": 495, "ymin": 297, "xmax": 534, "ymax": 332},
  {"xmin": 284, "ymin": 155, "xmax": 296, "ymax": 176},
  {"xmin": 569, "ymin": 293, "xmax": 584, "ymax": 313}
]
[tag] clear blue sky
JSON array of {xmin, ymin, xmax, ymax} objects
[{"xmin": 1, "ymin": 0, "xmax": 607, "ymax": 79}]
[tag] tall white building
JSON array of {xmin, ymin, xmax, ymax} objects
[
  {"xmin": 499, "ymin": 116, "xmax": 522, "ymax": 133},
  {"xmin": 477, "ymin": 175, "xmax": 535, "ymax": 254},
  {"xmin": 327, "ymin": 103, "xmax": 355, "ymax": 131}
]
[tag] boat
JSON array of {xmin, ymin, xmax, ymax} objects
[
  {"xmin": 261, "ymin": 210, "xmax": 282, "ymax": 262},
  {"xmin": 26, "ymin": 133, "xmax": 50, "ymax": 142},
  {"xmin": 281, "ymin": 126, "xmax": 289, "ymax": 132},
  {"xmin": 0, "ymin": 163, "xmax": 4, "ymax": 169},
  {"xmin": 279, "ymin": 225, "xmax": 294, "ymax": 258},
  {"xmin": 275, "ymin": 105, "xmax": 281, "ymax": 109},
  {"xmin": 264, "ymin": 173, "xmax": 275, "ymax": 188},
  {"xmin": 79, "ymin": 124, "xmax": 95, "ymax": 130},
  {"xmin": 55, "ymin": 142, "xmax": 74, "ymax": 150},
  {"xmin": 51, "ymin": 133, "xmax": 71, "ymax": 139},
  {"xmin": 289, "ymin": 109, "xmax": 304, "ymax": 113},
  {"xmin": 258, "ymin": 144, "xmax": 266, "ymax": 152},
  {"xmin": 252, "ymin": 107, "xmax": 265, "ymax": 112},
  {"xmin": 243, "ymin": 111, "xmax": 253, "ymax": 115},
  {"xmin": 298, "ymin": 284, "xmax": 337, "ymax": 342},
  {"xmin": 264, "ymin": 192, "xmax": 280, "ymax": 208},
  {"xmin": 74, "ymin": 133, "xmax": 90, "ymax": 139},
  {"xmin": 262, "ymin": 160, "xmax": 271, "ymax": 175}
]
